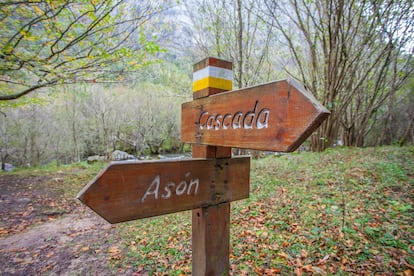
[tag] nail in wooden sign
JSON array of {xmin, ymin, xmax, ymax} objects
[
  {"xmin": 77, "ymin": 157, "xmax": 250, "ymax": 224},
  {"xmin": 181, "ymin": 79, "xmax": 330, "ymax": 152}
]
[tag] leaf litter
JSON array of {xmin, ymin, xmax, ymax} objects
[{"xmin": 0, "ymin": 146, "xmax": 413, "ymax": 275}]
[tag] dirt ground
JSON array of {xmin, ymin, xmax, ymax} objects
[{"xmin": 0, "ymin": 174, "xmax": 127, "ymax": 275}]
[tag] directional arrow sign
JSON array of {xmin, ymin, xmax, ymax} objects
[
  {"xmin": 77, "ymin": 157, "xmax": 250, "ymax": 224},
  {"xmin": 181, "ymin": 79, "xmax": 330, "ymax": 152}
]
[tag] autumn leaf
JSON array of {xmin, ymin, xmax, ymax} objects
[
  {"xmin": 404, "ymin": 269, "xmax": 413, "ymax": 276},
  {"xmin": 108, "ymin": 246, "xmax": 122, "ymax": 260},
  {"xmin": 277, "ymin": 252, "xmax": 289, "ymax": 260},
  {"xmin": 264, "ymin": 268, "xmax": 282, "ymax": 274}
]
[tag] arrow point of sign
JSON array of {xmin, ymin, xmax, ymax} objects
[{"xmin": 284, "ymin": 79, "xmax": 330, "ymax": 151}]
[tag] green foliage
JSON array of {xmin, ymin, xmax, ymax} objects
[
  {"xmin": 0, "ymin": 1, "xmax": 163, "ymax": 100},
  {"xmin": 1, "ymin": 71, "xmax": 188, "ymax": 167},
  {"xmin": 117, "ymin": 213, "xmax": 192, "ymax": 274}
]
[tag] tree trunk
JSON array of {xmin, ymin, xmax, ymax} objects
[
  {"xmin": 236, "ymin": 0, "xmax": 243, "ymax": 89},
  {"xmin": 399, "ymin": 117, "xmax": 414, "ymax": 146}
]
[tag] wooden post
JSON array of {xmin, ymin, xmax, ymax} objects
[{"xmin": 192, "ymin": 57, "xmax": 233, "ymax": 276}]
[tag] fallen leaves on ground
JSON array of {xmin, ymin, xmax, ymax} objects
[
  {"xmin": 116, "ymin": 147, "xmax": 413, "ymax": 275},
  {"xmin": 1, "ymin": 147, "xmax": 413, "ymax": 275}
]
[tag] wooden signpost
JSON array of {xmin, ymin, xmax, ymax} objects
[
  {"xmin": 182, "ymin": 79, "xmax": 329, "ymax": 152},
  {"xmin": 77, "ymin": 57, "xmax": 330, "ymax": 276},
  {"xmin": 77, "ymin": 157, "xmax": 249, "ymax": 224},
  {"xmin": 190, "ymin": 58, "xmax": 234, "ymax": 276}
]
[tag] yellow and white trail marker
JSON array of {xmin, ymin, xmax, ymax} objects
[{"xmin": 192, "ymin": 57, "xmax": 233, "ymax": 99}]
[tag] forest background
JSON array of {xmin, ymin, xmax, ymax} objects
[{"xmin": 1, "ymin": 0, "xmax": 413, "ymax": 168}]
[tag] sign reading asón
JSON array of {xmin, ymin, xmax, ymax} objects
[{"xmin": 77, "ymin": 157, "xmax": 250, "ymax": 224}]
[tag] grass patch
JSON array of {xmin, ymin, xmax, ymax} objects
[
  {"xmin": 229, "ymin": 146, "xmax": 413, "ymax": 275},
  {"xmin": 116, "ymin": 212, "xmax": 192, "ymax": 274}
]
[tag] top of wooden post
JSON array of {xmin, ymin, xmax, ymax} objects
[{"xmin": 192, "ymin": 57, "xmax": 233, "ymax": 99}]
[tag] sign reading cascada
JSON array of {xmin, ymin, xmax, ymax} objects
[
  {"xmin": 182, "ymin": 79, "xmax": 330, "ymax": 152},
  {"xmin": 198, "ymin": 100, "xmax": 270, "ymax": 130}
]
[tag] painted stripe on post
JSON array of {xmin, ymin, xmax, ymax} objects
[
  {"xmin": 193, "ymin": 66, "xmax": 233, "ymax": 82},
  {"xmin": 193, "ymin": 77, "xmax": 233, "ymax": 92},
  {"xmin": 192, "ymin": 57, "xmax": 233, "ymax": 98}
]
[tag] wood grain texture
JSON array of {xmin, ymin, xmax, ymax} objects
[
  {"xmin": 192, "ymin": 202, "xmax": 230, "ymax": 276},
  {"xmin": 193, "ymin": 57, "xmax": 233, "ymax": 72},
  {"xmin": 182, "ymin": 78, "xmax": 330, "ymax": 152},
  {"xmin": 77, "ymin": 157, "xmax": 249, "ymax": 224},
  {"xmin": 191, "ymin": 145, "xmax": 233, "ymax": 276},
  {"xmin": 193, "ymin": 87, "xmax": 229, "ymax": 99}
]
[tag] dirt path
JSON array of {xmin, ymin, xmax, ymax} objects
[
  {"xmin": 0, "ymin": 211, "xmax": 119, "ymax": 275},
  {"xmin": 0, "ymin": 174, "xmax": 129, "ymax": 275}
]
